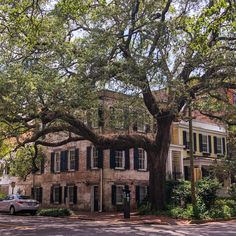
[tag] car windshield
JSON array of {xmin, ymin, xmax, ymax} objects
[{"xmin": 17, "ymin": 195, "xmax": 31, "ymax": 200}]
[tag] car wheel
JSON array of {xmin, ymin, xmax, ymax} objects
[
  {"xmin": 30, "ymin": 211, "xmax": 37, "ymax": 216},
  {"xmin": 9, "ymin": 206, "xmax": 15, "ymax": 215}
]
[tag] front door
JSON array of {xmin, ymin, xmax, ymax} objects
[{"xmin": 92, "ymin": 186, "xmax": 99, "ymax": 212}]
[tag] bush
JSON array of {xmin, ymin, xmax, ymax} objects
[
  {"xmin": 228, "ymin": 183, "xmax": 236, "ymax": 200},
  {"xmin": 171, "ymin": 180, "xmax": 191, "ymax": 206},
  {"xmin": 170, "ymin": 204, "xmax": 193, "ymax": 219},
  {"xmin": 209, "ymin": 199, "xmax": 236, "ymax": 219},
  {"xmin": 0, "ymin": 193, "xmax": 7, "ymax": 199},
  {"xmin": 197, "ymin": 178, "xmax": 220, "ymax": 209},
  {"xmin": 37, "ymin": 208, "xmax": 72, "ymax": 217}
]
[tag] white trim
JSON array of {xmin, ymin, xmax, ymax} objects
[
  {"xmin": 68, "ymin": 149, "xmax": 76, "ymax": 171},
  {"xmin": 114, "ymin": 150, "xmax": 125, "ymax": 169}
]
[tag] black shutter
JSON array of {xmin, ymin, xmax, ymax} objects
[
  {"xmin": 59, "ymin": 186, "xmax": 62, "ymax": 204},
  {"xmin": 39, "ymin": 187, "xmax": 43, "ymax": 203},
  {"xmin": 134, "ymin": 148, "xmax": 139, "ymax": 170},
  {"xmin": 111, "ymin": 185, "xmax": 116, "ymax": 205},
  {"xmin": 98, "ymin": 107, "xmax": 104, "ymax": 127},
  {"xmin": 183, "ymin": 131, "xmax": 187, "ymax": 148},
  {"xmin": 223, "ymin": 137, "xmax": 226, "ymax": 155},
  {"xmin": 73, "ymin": 186, "xmax": 77, "ymax": 204},
  {"xmin": 199, "ymin": 134, "xmax": 203, "ymax": 152},
  {"xmin": 193, "ymin": 133, "xmax": 197, "ymax": 152},
  {"xmin": 208, "ymin": 136, "xmax": 212, "ymax": 154},
  {"xmin": 75, "ymin": 149, "xmax": 79, "ymax": 170},
  {"xmin": 64, "ymin": 186, "xmax": 68, "ymax": 204},
  {"xmin": 87, "ymin": 146, "xmax": 91, "ymax": 169},
  {"xmin": 51, "ymin": 153, "xmax": 55, "ymax": 173},
  {"xmin": 98, "ymin": 148, "xmax": 103, "ymax": 169},
  {"xmin": 125, "ymin": 149, "xmax": 130, "ymax": 169},
  {"xmin": 110, "ymin": 149, "xmax": 115, "ymax": 169},
  {"xmin": 213, "ymin": 136, "xmax": 217, "ymax": 154},
  {"xmin": 60, "ymin": 151, "xmax": 68, "ymax": 172},
  {"xmin": 50, "ymin": 186, "xmax": 54, "ymax": 203},
  {"xmin": 135, "ymin": 186, "xmax": 140, "ymax": 204}
]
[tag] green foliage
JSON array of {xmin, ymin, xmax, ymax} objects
[
  {"xmin": 197, "ymin": 178, "xmax": 220, "ymax": 208},
  {"xmin": 170, "ymin": 204, "xmax": 194, "ymax": 219},
  {"xmin": 208, "ymin": 199, "xmax": 236, "ymax": 219},
  {"xmin": 37, "ymin": 208, "xmax": 72, "ymax": 217},
  {"xmin": 171, "ymin": 180, "xmax": 191, "ymax": 206},
  {"xmin": 228, "ymin": 183, "xmax": 236, "ymax": 200},
  {"xmin": 9, "ymin": 145, "xmax": 44, "ymax": 180},
  {"xmin": 0, "ymin": 193, "xmax": 7, "ymax": 199}
]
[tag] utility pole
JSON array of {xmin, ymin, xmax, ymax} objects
[{"xmin": 189, "ymin": 104, "xmax": 196, "ymax": 206}]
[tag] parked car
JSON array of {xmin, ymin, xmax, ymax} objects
[{"xmin": 0, "ymin": 194, "xmax": 39, "ymax": 215}]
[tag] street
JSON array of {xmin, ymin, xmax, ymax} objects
[{"xmin": 0, "ymin": 214, "xmax": 236, "ymax": 236}]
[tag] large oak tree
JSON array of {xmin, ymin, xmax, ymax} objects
[{"xmin": 0, "ymin": 0, "xmax": 235, "ymax": 210}]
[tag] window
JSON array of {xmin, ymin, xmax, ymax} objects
[
  {"xmin": 216, "ymin": 137, "xmax": 223, "ymax": 154},
  {"xmin": 91, "ymin": 147, "xmax": 99, "ymax": 169},
  {"xmin": 54, "ymin": 152, "xmax": 60, "ymax": 172},
  {"xmin": 53, "ymin": 186, "xmax": 60, "ymax": 204},
  {"xmin": 68, "ymin": 149, "xmax": 76, "ymax": 170},
  {"xmin": 116, "ymin": 186, "xmax": 124, "ymax": 205},
  {"xmin": 115, "ymin": 150, "xmax": 125, "ymax": 169},
  {"xmin": 202, "ymin": 135, "xmax": 209, "ymax": 153},
  {"xmin": 138, "ymin": 149, "xmax": 147, "ymax": 170},
  {"xmin": 185, "ymin": 131, "xmax": 190, "ymax": 149},
  {"xmin": 68, "ymin": 186, "xmax": 74, "ymax": 204},
  {"xmin": 139, "ymin": 186, "xmax": 147, "ymax": 203},
  {"xmin": 137, "ymin": 113, "xmax": 146, "ymax": 132}
]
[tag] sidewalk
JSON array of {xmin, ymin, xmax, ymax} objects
[{"xmin": 69, "ymin": 211, "xmax": 190, "ymax": 225}]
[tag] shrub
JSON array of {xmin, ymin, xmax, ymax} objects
[
  {"xmin": 0, "ymin": 193, "xmax": 7, "ymax": 199},
  {"xmin": 197, "ymin": 178, "xmax": 220, "ymax": 209},
  {"xmin": 170, "ymin": 205, "xmax": 193, "ymax": 219},
  {"xmin": 171, "ymin": 180, "xmax": 191, "ymax": 206},
  {"xmin": 209, "ymin": 199, "xmax": 236, "ymax": 219},
  {"xmin": 37, "ymin": 208, "xmax": 72, "ymax": 217},
  {"xmin": 228, "ymin": 183, "xmax": 236, "ymax": 200}
]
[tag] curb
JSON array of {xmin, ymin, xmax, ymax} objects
[{"xmin": 190, "ymin": 217, "xmax": 236, "ymax": 224}]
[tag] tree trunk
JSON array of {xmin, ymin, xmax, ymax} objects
[{"xmin": 148, "ymin": 116, "xmax": 173, "ymax": 211}]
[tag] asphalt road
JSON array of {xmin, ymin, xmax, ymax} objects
[{"xmin": 0, "ymin": 214, "xmax": 236, "ymax": 236}]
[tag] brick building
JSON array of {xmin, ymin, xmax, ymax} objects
[{"xmin": 0, "ymin": 90, "xmax": 229, "ymax": 211}]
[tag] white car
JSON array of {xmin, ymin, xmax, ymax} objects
[{"xmin": 0, "ymin": 194, "xmax": 39, "ymax": 215}]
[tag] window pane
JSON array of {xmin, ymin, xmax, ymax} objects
[
  {"xmin": 116, "ymin": 186, "xmax": 124, "ymax": 204},
  {"xmin": 69, "ymin": 150, "xmax": 75, "ymax": 170},
  {"xmin": 115, "ymin": 151, "xmax": 124, "ymax": 168},
  {"xmin": 91, "ymin": 147, "xmax": 98, "ymax": 168}
]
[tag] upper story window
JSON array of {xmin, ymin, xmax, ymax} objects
[
  {"xmin": 216, "ymin": 137, "xmax": 223, "ymax": 154},
  {"xmin": 115, "ymin": 150, "xmax": 125, "ymax": 169},
  {"xmin": 137, "ymin": 113, "xmax": 146, "ymax": 132},
  {"xmin": 54, "ymin": 152, "xmax": 60, "ymax": 172},
  {"xmin": 202, "ymin": 135, "xmax": 208, "ymax": 153},
  {"xmin": 91, "ymin": 147, "xmax": 99, "ymax": 169},
  {"xmin": 68, "ymin": 149, "xmax": 76, "ymax": 171},
  {"xmin": 138, "ymin": 149, "xmax": 147, "ymax": 170}
]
